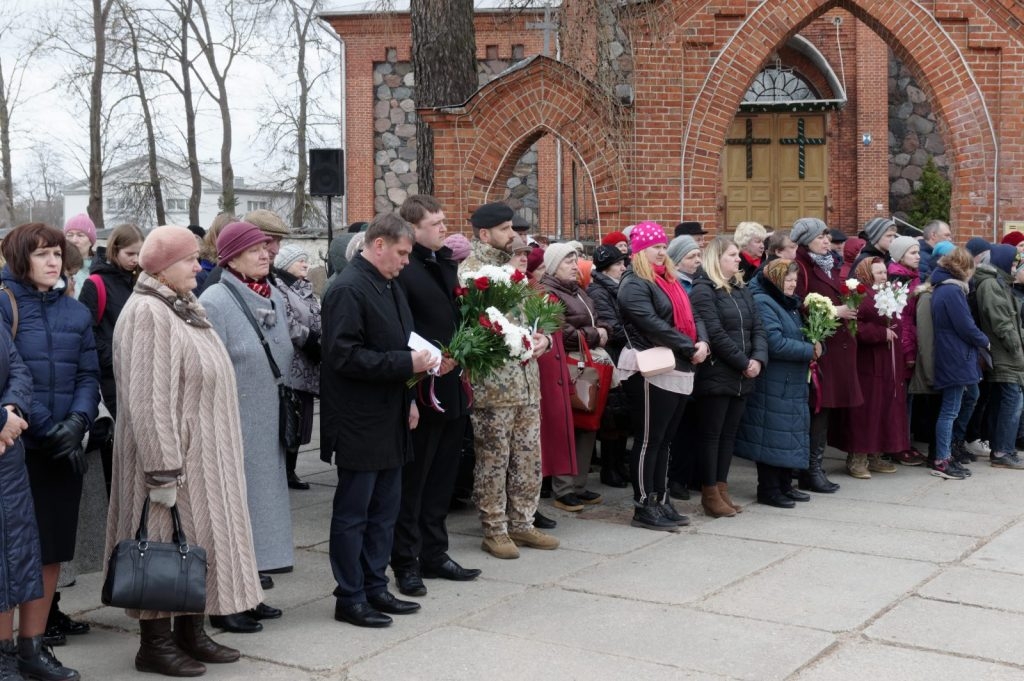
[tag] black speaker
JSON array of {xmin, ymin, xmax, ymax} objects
[{"xmin": 309, "ymin": 148, "xmax": 344, "ymax": 196}]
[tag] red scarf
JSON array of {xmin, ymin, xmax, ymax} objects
[
  {"xmin": 227, "ymin": 267, "xmax": 271, "ymax": 298},
  {"xmin": 652, "ymin": 264, "xmax": 697, "ymax": 341},
  {"xmin": 741, "ymin": 251, "xmax": 761, "ymax": 269}
]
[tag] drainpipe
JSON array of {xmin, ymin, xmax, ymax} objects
[{"xmin": 319, "ymin": 17, "xmax": 348, "ymax": 227}]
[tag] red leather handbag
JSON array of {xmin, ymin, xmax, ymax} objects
[{"xmin": 567, "ymin": 332, "xmax": 612, "ymax": 431}]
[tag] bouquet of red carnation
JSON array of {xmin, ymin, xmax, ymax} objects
[{"xmin": 838, "ymin": 277, "xmax": 867, "ymax": 336}]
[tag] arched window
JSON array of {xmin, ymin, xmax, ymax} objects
[{"xmin": 744, "ymin": 68, "xmax": 818, "ymax": 103}]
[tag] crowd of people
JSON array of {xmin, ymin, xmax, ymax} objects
[{"xmin": 0, "ymin": 199, "xmax": 1021, "ymax": 681}]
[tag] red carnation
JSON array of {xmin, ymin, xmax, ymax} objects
[
  {"xmin": 839, "ymin": 284, "xmax": 850, "ymax": 295},
  {"xmin": 478, "ymin": 314, "xmax": 492, "ymax": 329},
  {"xmin": 510, "ymin": 269, "xmax": 526, "ymax": 283},
  {"xmin": 547, "ymin": 294, "xmax": 560, "ymax": 304},
  {"xmin": 856, "ymin": 283, "xmax": 867, "ymax": 294},
  {"xmin": 453, "ymin": 285, "xmax": 469, "ymax": 298},
  {"xmin": 474, "ymin": 276, "xmax": 490, "ymax": 291},
  {"xmin": 493, "ymin": 322, "xmax": 503, "ymax": 334}
]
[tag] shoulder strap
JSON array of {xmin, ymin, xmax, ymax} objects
[
  {"xmin": 219, "ymin": 282, "xmax": 283, "ymax": 381},
  {"xmin": 0, "ymin": 285, "xmax": 18, "ymax": 339},
  {"xmin": 87, "ymin": 274, "xmax": 107, "ymax": 323}
]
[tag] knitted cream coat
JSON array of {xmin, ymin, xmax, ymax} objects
[{"xmin": 105, "ymin": 274, "xmax": 263, "ymax": 618}]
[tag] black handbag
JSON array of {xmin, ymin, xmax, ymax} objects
[
  {"xmin": 101, "ymin": 498, "xmax": 207, "ymax": 612},
  {"xmin": 222, "ymin": 282, "xmax": 302, "ymax": 450}
]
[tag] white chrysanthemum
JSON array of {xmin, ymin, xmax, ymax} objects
[
  {"xmin": 845, "ymin": 278, "xmax": 859, "ymax": 290},
  {"xmin": 462, "ymin": 264, "xmax": 515, "ymax": 285},
  {"xmin": 804, "ymin": 292, "xmax": 837, "ymax": 316}
]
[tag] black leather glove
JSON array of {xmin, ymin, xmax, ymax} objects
[
  {"xmin": 302, "ymin": 330, "xmax": 321, "ymax": 364},
  {"xmin": 43, "ymin": 413, "xmax": 89, "ymax": 474}
]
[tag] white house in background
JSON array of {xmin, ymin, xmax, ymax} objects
[{"xmin": 63, "ymin": 156, "xmax": 294, "ymax": 230}]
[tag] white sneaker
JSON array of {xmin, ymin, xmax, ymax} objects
[{"xmin": 966, "ymin": 439, "xmax": 991, "ymax": 456}]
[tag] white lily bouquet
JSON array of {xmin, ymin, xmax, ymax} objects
[{"xmin": 872, "ymin": 281, "xmax": 910, "ymax": 321}]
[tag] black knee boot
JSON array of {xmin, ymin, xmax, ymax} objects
[{"xmin": 798, "ymin": 445, "xmax": 840, "ymax": 493}]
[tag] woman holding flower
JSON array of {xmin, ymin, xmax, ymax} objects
[
  {"xmin": 735, "ymin": 260, "xmax": 820, "ymax": 508},
  {"xmin": 792, "ymin": 217, "xmax": 860, "ymax": 493},
  {"xmin": 830, "ymin": 257, "xmax": 910, "ymax": 478}
]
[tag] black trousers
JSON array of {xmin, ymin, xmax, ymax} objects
[
  {"xmin": 329, "ymin": 466, "xmax": 401, "ymax": 606},
  {"xmin": 624, "ymin": 374, "xmax": 686, "ymax": 504},
  {"xmin": 390, "ymin": 413, "xmax": 467, "ymax": 572},
  {"xmin": 755, "ymin": 462, "xmax": 794, "ymax": 498},
  {"xmin": 695, "ymin": 395, "xmax": 747, "ymax": 487},
  {"xmin": 668, "ymin": 397, "xmax": 699, "ymax": 488}
]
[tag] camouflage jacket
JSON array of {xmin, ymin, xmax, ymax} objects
[{"xmin": 458, "ymin": 240, "xmax": 540, "ymax": 408}]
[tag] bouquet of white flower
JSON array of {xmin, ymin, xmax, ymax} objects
[{"xmin": 872, "ymin": 281, "xmax": 910, "ymax": 321}]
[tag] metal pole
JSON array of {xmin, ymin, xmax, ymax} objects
[{"xmin": 326, "ymin": 194, "xmax": 334, "ymax": 275}]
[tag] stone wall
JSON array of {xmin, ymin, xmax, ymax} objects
[{"xmin": 888, "ymin": 50, "xmax": 950, "ymax": 219}]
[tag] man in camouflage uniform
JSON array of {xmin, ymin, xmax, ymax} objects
[{"xmin": 459, "ymin": 202, "xmax": 559, "ymax": 559}]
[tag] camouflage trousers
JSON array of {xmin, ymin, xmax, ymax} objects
[{"xmin": 470, "ymin": 404, "xmax": 542, "ymax": 537}]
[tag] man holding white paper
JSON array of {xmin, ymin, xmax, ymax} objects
[
  {"xmin": 390, "ymin": 195, "xmax": 482, "ymax": 597},
  {"xmin": 320, "ymin": 213, "xmax": 439, "ymax": 628}
]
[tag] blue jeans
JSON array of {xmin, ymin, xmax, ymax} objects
[
  {"xmin": 935, "ymin": 384, "xmax": 980, "ymax": 461},
  {"xmin": 988, "ymin": 382, "xmax": 1024, "ymax": 454}
]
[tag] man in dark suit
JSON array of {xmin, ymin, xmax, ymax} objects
[
  {"xmin": 390, "ymin": 195, "xmax": 481, "ymax": 597},
  {"xmin": 321, "ymin": 213, "xmax": 439, "ymax": 628}
]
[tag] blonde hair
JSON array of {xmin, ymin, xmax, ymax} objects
[
  {"xmin": 631, "ymin": 245, "xmax": 678, "ymax": 283},
  {"xmin": 702, "ymin": 236, "xmax": 745, "ymax": 290},
  {"xmin": 734, "ymin": 221, "xmax": 767, "ymax": 248}
]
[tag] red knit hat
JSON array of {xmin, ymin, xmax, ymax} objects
[
  {"xmin": 1001, "ymin": 230, "xmax": 1024, "ymax": 247},
  {"xmin": 601, "ymin": 231, "xmax": 628, "ymax": 247}
]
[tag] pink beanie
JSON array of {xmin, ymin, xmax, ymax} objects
[
  {"xmin": 64, "ymin": 213, "xmax": 97, "ymax": 245},
  {"xmin": 139, "ymin": 225, "xmax": 199, "ymax": 275},
  {"xmin": 443, "ymin": 233, "xmax": 471, "ymax": 262},
  {"xmin": 629, "ymin": 221, "xmax": 668, "ymax": 253},
  {"xmin": 217, "ymin": 221, "xmax": 271, "ymax": 265}
]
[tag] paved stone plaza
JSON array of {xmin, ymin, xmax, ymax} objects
[{"xmin": 58, "ymin": 437, "xmax": 1024, "ymax": 680}]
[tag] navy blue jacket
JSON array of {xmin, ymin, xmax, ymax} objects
[
  {"xmin": 0, "ymin": 268, "xmax": 100, "ymax": 446},
  {"xmin": 0, "ymin": 324, "xmax": 43, "ymax": 611},
  {"xmin": 734, "ymin": 276, "xmax": 813, "ymax": 469},
  {"xmin": 930, "ymin": 267, "xmax": 990, "ymax": 390}
]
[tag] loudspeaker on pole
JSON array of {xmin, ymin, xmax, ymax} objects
[{"xmin": 309, "ymin": 148, "xmax": 344, "ymax": 197}]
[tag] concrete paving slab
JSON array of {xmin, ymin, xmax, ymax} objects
[
  {"xmin": 918, "ymin": 566, "xmax": 1024, "ymax": 614},
  {"xmin": 531, "ymin": 509, "xmax": 674, "ymax": 555},
  {"xmin": 348, "ymin": 626, "xmax": 726, "ymax": 681},
  {"xmin": 701, "ymin": 548, "xmax": 937, "ymax": 631},
  {"xmin": 285, "ymin": 478, "xmax": 339, "ymax": 511},
  {"xmin": 962, "ymin": 521, "xmax": 1024, "ymax": 575},
  {"xmin": 463, "ymin": 587, "xmax": 835, "ymax": 681},
  {"xmin": 902, "ymin": 466, "xmax": 1024, "ymax": 516},
  {"xmin": 562, "ymin": 534, "xmax": 797, "ymax": 605},
  {"xmin": 796, "ymin": 640, "xmax": 1024, "ymax": 681},
  {"xmin": 696, "ymin": 510, "xmax": 978, "ymax": 562},
  {"xmin": 866, "ymin": 596, "xmax": 1024, "ymax": 666},
  {"xmin": 445, "ymin": 532, "xmax": 606, "ymax": 586},
  {"xmin": 808, "ymin": 465, "xmax": 940, "ymax": 504},
  {"xmin": 290, "ymin": 500, "xmax": 333, "ymax": 548}
]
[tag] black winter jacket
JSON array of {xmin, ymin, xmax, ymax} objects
[
  {"xmin": 688, "ymin": 274, "xmax": 769, "ymax": 397},
  {"xmin": 616, "ymin": 270, "xmax": 707, "ymax": 371},
  {"xmin": 586, "ymin": 272, "xmax": 626, "ymax": 360},
  {"xmin": 78, "ymin": 259, "xmax": 136, "ymax": 417}
]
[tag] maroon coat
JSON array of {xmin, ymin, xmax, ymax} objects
[
  {"xmin": 536, "ymin": 330, "xmax": 577, "ymax": 478},
  {"xmin": 829, "ymin": 289, "xmax": 910, "ymax": 454},
  {"xmin": 794, "ymin": 246, "xmax": 864, "ymax": 409}
]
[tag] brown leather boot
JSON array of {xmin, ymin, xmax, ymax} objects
[
  {"xmin": 136, "ymin": 618, "xmax": 206, "ymax": 677},
  {"xmin": 701, "ymin": 485, "xmax": 736, "ymax": 518},
  {"xmin": 173, "ymin": 615, "xmax": 240, "ymax": 664},
  {"xmin": 717, "ymin": 482, "xmax": 743, "ymax": 513}
]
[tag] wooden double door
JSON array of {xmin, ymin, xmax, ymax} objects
[{"xmin": 722, "ymin": 113, "xmax": 828, "ymax": 230}]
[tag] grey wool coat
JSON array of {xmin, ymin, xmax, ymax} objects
[
  {"xmin": 106, "ymin": 274, "xmax": 263, "ymax": 617},
  {"xmin": 200, "ymin": 273, "xmax": 295, "ymax": 572}
]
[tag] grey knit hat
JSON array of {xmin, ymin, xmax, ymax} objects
[
  {"xmin": 274, "ymin": 244, "xmax": 308, "ymax": 271},
  {"xmin": 790, "ymin": 217, "xmax": 829, "ymax": 246},
  {"xmin": 862, "ymin": 217, "xmax": 897, "ymax": 245},
  {"xmin": 667, "ymin": 235, "xmax": 699, "ymax": 264}
]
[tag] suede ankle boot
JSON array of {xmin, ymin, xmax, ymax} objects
[
  {"xmin": 716, "ymin": 482, "xmax": 743, "ymax": 513},
  {"xmin": 173, "ymin": 615, "xmax": 240, "ymax": 664},
  {"xmin": 701, "ymin": 485, "xmax": 736, "ymax": 518},
  {"xmin": 16, "ymin": 636, "xmax": 78, "ymax": 681},
  {"xmin": 136, "ymin": 618, "xmax": 206, "ymax": 677}
]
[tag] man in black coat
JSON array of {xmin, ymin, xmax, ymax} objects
[
  {"xmin": 320, "ymin": 213, "xmax": 439, "ymax": 628},
  {"xmin": 389, "ymin": 195, "xmax": 480, "ymax": 597}
]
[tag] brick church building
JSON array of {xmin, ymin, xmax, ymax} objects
[{"xmin": 324, "ymin": 1, "xmax": 1024, "ymax": 242}]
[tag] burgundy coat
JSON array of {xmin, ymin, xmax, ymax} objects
[
  {"xmin": 829, "ymin": 289, "xmax": 910, "ymax": 454},
  {"xmin": 794, "ymin": 246, "xmax": 864, "ymax": 409},
  {"xmin": 536, "ymin": 330, "xmax": 577, "ymax": 478}
]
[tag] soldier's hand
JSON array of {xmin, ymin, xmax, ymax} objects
[
  {"xmin": 411, "ymin": 349, "xmax": 441, "ymax": 373},
  {"xmin": 530, "ymin": 332, "xmax": 549, "ymax": 359}
]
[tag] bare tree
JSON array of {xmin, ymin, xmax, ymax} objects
[
  {"xmin": 410, "ymin": 0, "xmax": 478, "ymax": 195},
  {"xmin": 0, "ymin": 10, "xmax": 45, "ymax": 219},
  {"xmin": 88, "ymin": 0, "xmax": 116, "ymax": 228},
  {"xmin": 13, "ymin": 144, "xmax": 68, "ymax": 226}
]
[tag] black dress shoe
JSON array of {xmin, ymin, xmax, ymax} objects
[
  {"xmin": 334, "ymin": 602, "xmax": 392, "ymax": 628},
  {"xmin": 757, "ymin": 493, "xmax": 796, "ymax": 509},
  {"xmin": 260, "ymin": 566, "xmax": 293, "ymax": 574},
  {"xmin": 367, "ymin": 591, "xmax": 421, "ymax": 615},
  {"xmin": 421, "ymin": 558, "xmax": 481, "ymax": 581},
  {"xmin": 209, "ymin": 613, "xmax": 263, "ymax": 633},
  {"xmin": 287, "ymin": 472, "xmax": 310, "ymax": 490},
  {"xmin": 533, "ymin": 511, "xmax": 557, "ymax": 529},
  {"xmin": 394, "ymin": 570, "xmax": 427, "ymax": 597},
  {"xmin": 783, "ymin": 488, "xmax": 811, "ymax": 502},
  {"xmin": 259, "ymin": 573, "xmax": 274, "ymax": 590},
  {"xmin": 41, "ymin": 627, "xmax": 66, "ymax": 647},
  {"xmin": 244, "ymin": 602, "xmax": 282, "ymax": 620},
  {"xmin": 47, "ymin": 607, "xmax": 90, "ymax": 636}
]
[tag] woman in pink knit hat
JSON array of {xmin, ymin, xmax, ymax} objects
[{"xmin": 63, "ymin": 214, "xmax": 96, "ymax": 300}]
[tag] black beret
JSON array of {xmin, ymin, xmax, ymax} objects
[
  {"xmin": 674, "ymin": 221, "xmax": 707, "ymax": 237},
  {"xmin": 592, "ymin": 244, "xmax": 628, "ymax": 271},
  {"xmin": 471, "ymin": 202, "xmax": 515, "ymax": 229}
]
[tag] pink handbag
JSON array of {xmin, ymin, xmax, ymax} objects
[{"xmin": 635, "ymin": 347, "xmax": 675, "ymax": 377}]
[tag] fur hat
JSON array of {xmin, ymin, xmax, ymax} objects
[
  {"xmin": 790, "ymin": 217, "xmax": 828, "ymax": 246},
  {"xmin": 889, "ymin": 236, "xmax": 919, "ymax": 265},
  {"xmin": 346, "ymin": 233, "xmax": 365, "ymax": 263},
  {"xmin": 443, "ymin": 233, "xmax": 471, "ymax": 262},
  {"xmin": 629, "ymin": 221, "xmax": 668, "ymax": 253},
  {"xmin": 243, "ymin": 209, "xmax": 290, "ymax": 238},
  {"xmin": 217, "ymin": 221, "xmax": 272, "ymax": 265},
  {"xmin": 139, "ymin": 225, "xmax": 199, "ymax": 276},
  {"xmin": 862, "ymin": 217, "xmax": 897, "ymax": 245},
  {"xmin": 667, "ymin": 235, "xmax": 699, "ymax": 264},
  {"xmin": 64, "ymin": 213, "xmax": 97, "ymax": 245},
  {"xmin": 542, "ymin": 242, "xmax": 578, "ymax": 275},
  {"xmin": 274, "ymin": 244, "xmax": 308, "ymax": 271},
  {"xmin": 470, "ymin": 202, "xmax": 514, "ymax": 229},
  {"xmin": 674, "ymin": 221, "xmax": 706, "ymax": 237}
]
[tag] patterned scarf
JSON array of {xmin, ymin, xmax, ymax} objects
[
  {"xmin": 651, "ymin": 264, "xmax": 698, "ymax": 341},
  {"xmin": 227, "ymin": 266, "xmax": 271, "ymax": 298},
  {"xmin": 809, "ymin": 251, "xmax": 835, "ymax": 278}
]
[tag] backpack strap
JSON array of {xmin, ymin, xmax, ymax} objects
[
  {"xmin": 88, "ymin": 274, "xmax": 107, "ymax": 323},
  {"xmin": 0, "ymin": 285, "xmax": 18, "ymax": 339}
]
